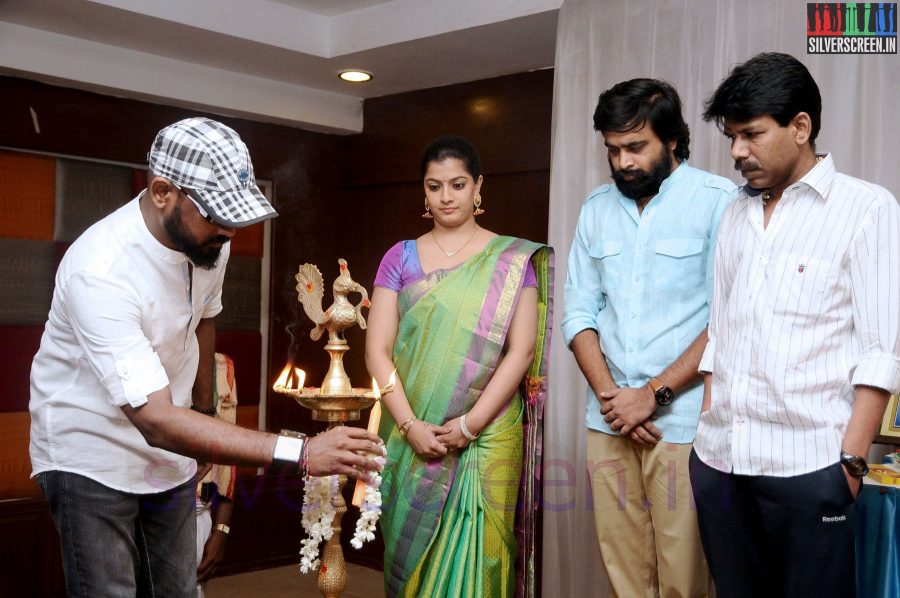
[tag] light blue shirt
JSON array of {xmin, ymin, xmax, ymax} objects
[{"xmin": 562, "ymin": 162, "xmax": 735, "ymax": 443}]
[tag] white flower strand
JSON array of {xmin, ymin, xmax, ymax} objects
[
  {"xmin": 298, "ymin": 469, "xmax": 383, "ymax": 572},
  {"xmin": 351, "ymin": 470, "xmax": 382, "ymax": 549},
  {"xmin": 299, "ymin": 475, "xmax": 337, "ymax": 573}
]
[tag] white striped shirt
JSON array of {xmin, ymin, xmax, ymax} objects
[{"xmin": 695, "ymin": 154, "xmax": 900, "ymax": 477}]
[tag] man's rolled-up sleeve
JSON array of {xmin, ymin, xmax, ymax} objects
[
  {"xmin": 562, "ymin": 210, "xmax": 606, "ymax": 347},
  {"xmin": 66, "ymin": 272, "xmax": 169, "ymax": 408},
  {"xmin": 848, "ymin": 195, "xmax": 900, "ymax": 393}
]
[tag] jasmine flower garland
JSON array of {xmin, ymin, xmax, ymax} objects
[
  {"xmin": 298, "ymin": 469, "xmax": 383, "ymax": 572},
  {"xmin": 299, "ymin": 474, "xmax": 337, "ymax": 573},
  {"xmin": 351, "ymin": 470, "xmax": 382, "ymax": 549}
]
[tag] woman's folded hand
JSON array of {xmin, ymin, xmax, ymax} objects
[{"xmin": 406, "ymin": 420, "xmax": 451, "ymax": 458}]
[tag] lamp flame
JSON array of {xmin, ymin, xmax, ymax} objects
[
  {"xmin": 273, "ymin": 363, "xmax": 305, "ymax": 391},
  {"xmin": 298, "ymin": 368, "xmax": 306, "ymax": 389},
  {"xmin": 273, "ymin": 364, "xmax": 290, "ymax": 389},
  {"xmin": 372, "ymin": 377, "xmax": 381, "ymax": 400}
]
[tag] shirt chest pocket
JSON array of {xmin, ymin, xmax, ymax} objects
[
  {"xmin": 588, "ymin": 240, "xmax": 623, "ymax": 290},
  {"xmin": 769, "ymin": 254, "xmax": 832, "ymax": 316},
  {"xmin": 653, "ymin": 238, "xmax": 705, "ymax": 291}
]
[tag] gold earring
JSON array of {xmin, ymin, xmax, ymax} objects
[
  {"xmin": 473, "ymin": 192, "xmax": 484, "ymax": 216},
  {"xmin": 422, "ymin": 198, "xmax": 433, "ymax": 219}
]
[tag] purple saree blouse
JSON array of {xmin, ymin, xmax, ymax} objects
[{"xmin": 374, "ymin": 239, "xmax": 537, "ymax": 291}]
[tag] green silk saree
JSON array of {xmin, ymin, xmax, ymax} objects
[{"xmin": 379, "ymin": 236, "xmax": 554, "ymax": 598}]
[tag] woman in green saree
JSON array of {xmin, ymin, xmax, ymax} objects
[{"xmin": 365, "ymin": 135, "xmax": 553, "ymax": 598}]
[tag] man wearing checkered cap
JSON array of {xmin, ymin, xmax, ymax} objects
[{"xmin": 30, "ymin": 117, "xmax": 385, "ymax": 597}]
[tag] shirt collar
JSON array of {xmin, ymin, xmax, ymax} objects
[
  {"xmin": 740, "ymin": 153, "xmax": 834, "ymax": 201},
  {"xmin": 796, "ymin": 152, "xmax": 835, "ymax": 199},
  {"xmin": 658, "ymin": 160, "xmax": 688, "ymax": 195},
  {"xmin": 134, "ymin": 191, "xmax": 189, "ymax": 265}
]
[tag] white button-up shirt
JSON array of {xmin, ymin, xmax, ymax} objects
[
  {"xmin": 696, "ymin": 154, "xmax": 900, "ymax": 476},
  {"xmin": 29, "ymin": 194, "xmax": 227, "ymax": 493}
]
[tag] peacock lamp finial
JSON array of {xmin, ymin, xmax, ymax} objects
[{"xmin": 295, "ymin": 259, "xmax": 370, "ymax": 344}]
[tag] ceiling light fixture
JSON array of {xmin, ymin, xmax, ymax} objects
[{"xmin": 338, "ymin": 70, "xmax": 373, "ymax": 83}]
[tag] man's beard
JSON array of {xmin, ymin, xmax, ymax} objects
[
  {"xmin": 611, "ymin": 149, "xmax": 673, "ymax": 201},
  {"xmin": 163, "ymin": 201, "xmax": 228, "ymax": 270}
]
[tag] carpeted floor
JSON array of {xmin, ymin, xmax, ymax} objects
[{"xmin": 205, "ymin": 562, "xmax": 384, "ymax": 597}]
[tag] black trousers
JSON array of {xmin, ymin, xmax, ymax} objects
[
  {"xmin": 689, "ymin": 450, "xmax": 857, "ymax": 598},
  {"xmin": 37, "ymin": 471, "xmax": 197, "ymax": 598}
]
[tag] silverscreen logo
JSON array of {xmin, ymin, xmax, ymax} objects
[{"xmin": 807, "ymin": 3, "xmax": 897, "ymax": 54}]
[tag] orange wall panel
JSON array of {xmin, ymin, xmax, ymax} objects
[
  {"xmin": 0, "ymin": 411, "xmax": 39, "ymax": 499},
  {"xmin": 0, "ymin": 151, "xmax": 55, "ymax": 241},
  {"xmin": 229, "ymin": 223, "xmax": 264, "ymax": 257}
]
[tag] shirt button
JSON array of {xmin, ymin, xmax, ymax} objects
[{"xmin": 630, "ymin": 313, "xmax": 637, "ymax": 319}]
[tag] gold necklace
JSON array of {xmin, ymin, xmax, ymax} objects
[{"xmin": 432, "ymin": 225, "xmax": 479, "ymax": 257}]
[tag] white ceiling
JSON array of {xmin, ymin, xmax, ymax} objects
[
  {"xmin": 271, "ymin": 0, "xmax": 395, "ymax": 17},
  {"xmin": 0, "ymin": 0, "xmax": 561, "ymax": 133}
]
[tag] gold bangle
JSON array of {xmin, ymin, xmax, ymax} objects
[
  {"xmin": 399, "ymin": 416, "xmax": 417, "ymax": 436},
  {"xmin": 215, "ymin": 523, "xmax": 230, "ymax": 535}
]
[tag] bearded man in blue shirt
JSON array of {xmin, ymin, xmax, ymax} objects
[{"xmin": 562, "ymin": 78, "xmax": 735, "ymax": 598}]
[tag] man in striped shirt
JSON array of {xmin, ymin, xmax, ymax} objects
[{"xmin": 691, "ymin": 52, "xmax": 900, "ymax": 597}]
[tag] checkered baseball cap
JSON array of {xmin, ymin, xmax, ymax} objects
[{"xmin": 148, "ymin": 118, "xmax": 277, "ymax": 227}]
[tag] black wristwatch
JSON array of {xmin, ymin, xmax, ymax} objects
[
  {"xmin": 840, "ymin": 450, "xmax": 869, "ymax": 478},
  {"xmin": 647, "ymin": 377, "xmax": 675, "ymax": 406}
]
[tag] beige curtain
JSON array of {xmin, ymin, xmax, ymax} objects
[{"xmin": 543, "ymin": 1, "xmax": 900, "ymax": 596}]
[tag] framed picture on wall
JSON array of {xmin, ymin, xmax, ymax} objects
[{"xmin": 876, "ymin": 394, "xmax": 900, "ymax": 444}]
